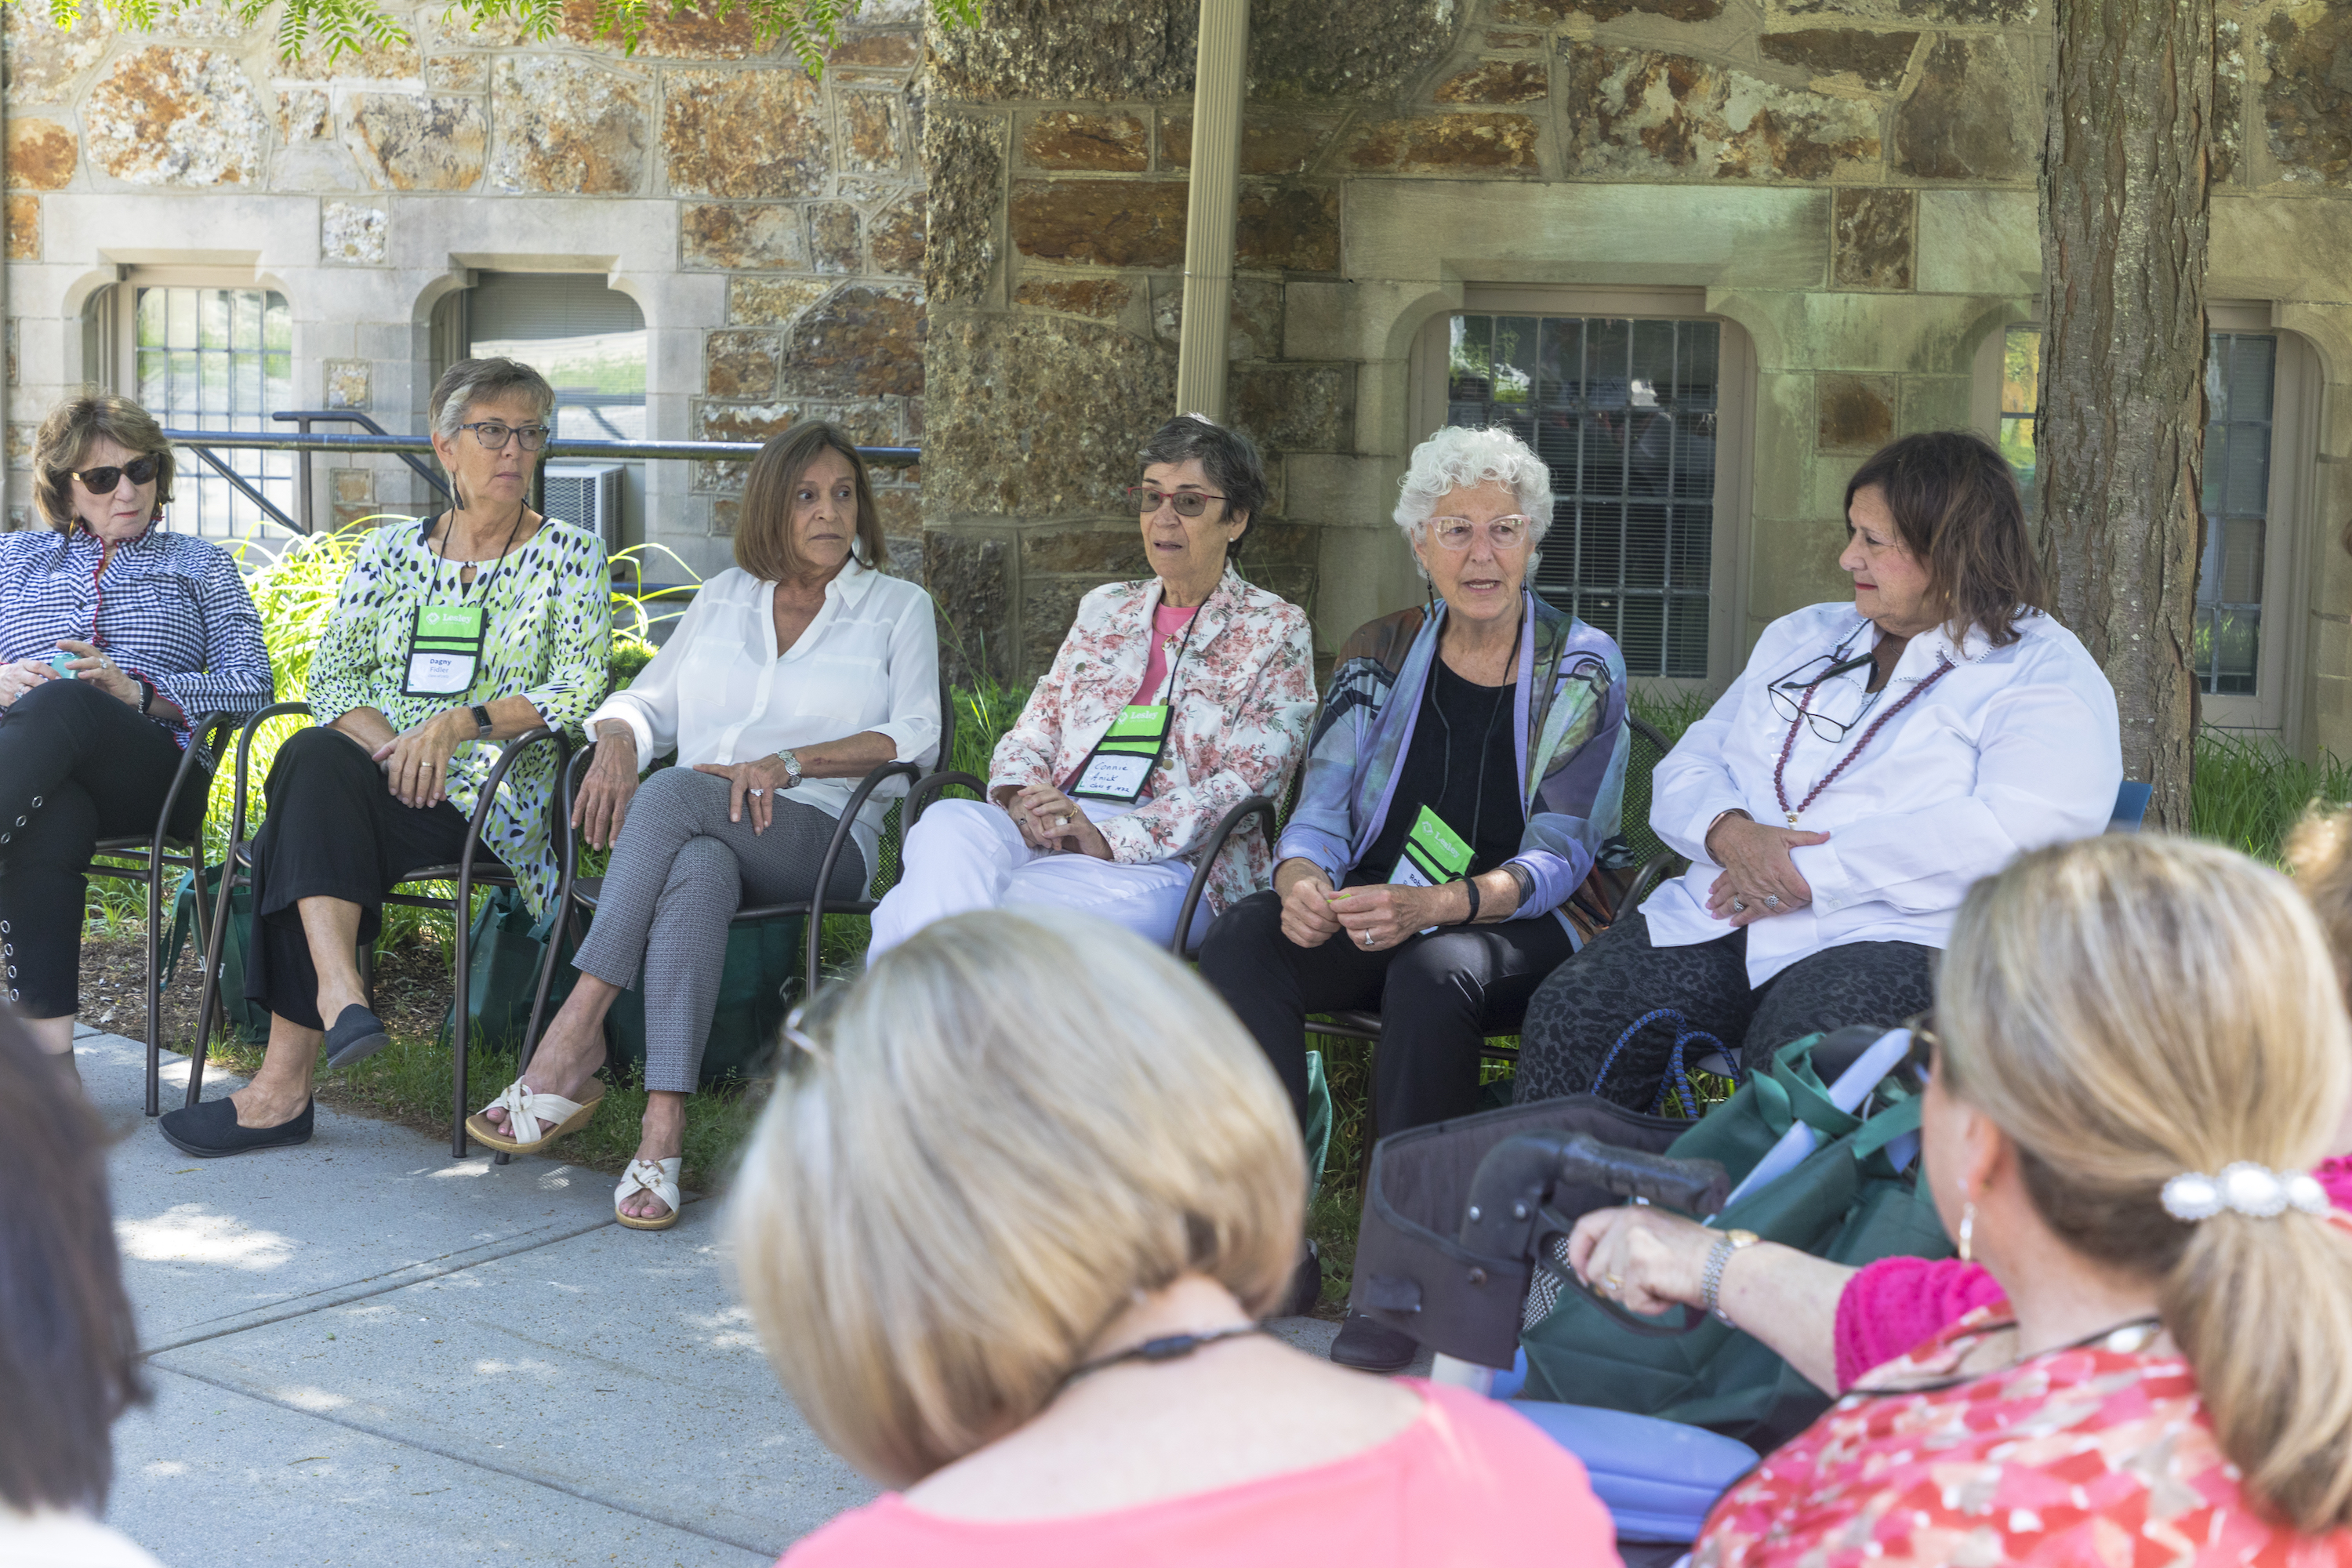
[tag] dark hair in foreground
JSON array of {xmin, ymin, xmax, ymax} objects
[
  {"xmin": 1843, "ymin": 430, "xmax": 2046, "ymax": 648},
  {"xmin": 1138, "ymin": 413, "xmax": 1269, "ymax": 557},
  {"xmin": 736, "ymin": 420, "xmax": 887, "ymax": 583},
  {"xmin": 0, "ymin": 1014, "xmax": 147, "ymax": 1514}
]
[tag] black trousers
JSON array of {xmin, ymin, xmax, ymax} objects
[
  {"xmin": 0, "ymin": 678, "xmax": 206, "ymax": 1016},
  {"xmin": 244, "ymin": 726, "xmax": 479, "ymax": 1029},
  {"xmin": 1198, "ymin": 888, "xmax": 1578, "ymax": 1138},
  {"xmin": 1512, "ymin": 909, "xmax": 1937, "ymax": 1112}
]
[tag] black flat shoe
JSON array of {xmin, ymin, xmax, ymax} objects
[
  {"xmin": 1282, "ymin": 1240, "xmax": 1323, "ymax": 1318},
  {"xmin": 1330, "ymin": 1310, "xmax": 1421, "ymax": 1374},
  {"xmin": 322, "ymin": 1004, "xmax": 390, "ymax": 1070},
  {"xmin": 159, "ymin": 1094, "xmax": 314, "ymax": 1158}
]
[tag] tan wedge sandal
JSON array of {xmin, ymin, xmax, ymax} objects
[{"xmin": 466, "ymin": 1078, "xmax": 605, "ymax": 1155}]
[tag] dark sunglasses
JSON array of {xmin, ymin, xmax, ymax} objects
[
  {"xmin": 1126, "ymin": 485, "xmax": 1228, "ymax": 518},
  {"xmin": 63, "ymin": 455, "xmax": 162, "ymax": 495}
]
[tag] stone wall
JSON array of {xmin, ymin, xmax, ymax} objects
[
  {"xmin": 2, "ymin": 0, "xmax": 926, "ymax": 576},
  {"xmin": 917, "ymin": 0, "xmax": 2352, "ymax": 766}
]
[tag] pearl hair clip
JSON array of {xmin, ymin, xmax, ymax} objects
[{"xmin": 2160, "ymin": 1161, "xmax": 2332, "ymax": 1222}]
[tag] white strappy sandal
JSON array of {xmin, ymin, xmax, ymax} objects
[
  {"xmin": 614, "ymin": 1156, "xmax": 683, "ymax": 1232},
  {"xmin": 465, "ymin": 1077, "xmax": 605, "ymax": 1155}
]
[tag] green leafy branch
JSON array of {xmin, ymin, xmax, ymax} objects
[{"xmin": 27, "ymin": 0, "xmax": 978, "ymax": 74}]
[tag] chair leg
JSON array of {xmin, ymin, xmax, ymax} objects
[
  {"xmin": 184, "ymin": 851, "xmax": 244, "ymax": 1110},
  {"xmin": 1355, "ymin": 1038, "xmax": 1382, "ymax": 1197},
  {"xmin": 451, "ymin": 906, "xmax": 470, "ymax": 1160},
  {"xmin": 144, "ymin": 862, "xmax": 163, "ymax": 1118}
]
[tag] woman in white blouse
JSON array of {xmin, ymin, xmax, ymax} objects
[
  {"xmin": 1514, "ymin": 430, "xmax": 2122, "ymax": 1112},
  {"xmin": 469, "ymin": 422, "xmax": 939, "ymax": 1229}
]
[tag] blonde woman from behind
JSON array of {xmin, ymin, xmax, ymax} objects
[
  {"xmin": 1693, "ymin": 834, "xmax": 2352, "ymax": 1565},
  {"xmin": 729, "ymin": 909, "xmax": 1619, "ymax": 1567}
]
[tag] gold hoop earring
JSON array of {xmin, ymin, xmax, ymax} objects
[{"xmin": 1957, "ymin": 1200, "xmax": 1976, "ymax": 1264}]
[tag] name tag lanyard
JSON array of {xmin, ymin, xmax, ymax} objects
[
  {"xmin": 1392, "ymin": 612, "xmax": 1523, "ymax": 891},
  {"xmin": 1069, "ymin": 590, "xmax": 1210, "ymax": 804},
  {"xmin": 402, "ymin": 506, "xmax": 524, "ymax": 699}
]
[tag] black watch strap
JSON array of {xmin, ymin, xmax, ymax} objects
[{"xmin": 471, "ymin": 703, "xmax": 494, "ymax": 739}]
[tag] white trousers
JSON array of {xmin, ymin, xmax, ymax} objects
[{"xmin": 867, "ymin": 797, "xmax": 1210, "ymax": 959}]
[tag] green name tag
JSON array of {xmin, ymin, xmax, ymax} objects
[
  {"xmin": 1396, "ymin": 804, "xmax": 1475, "ymax": 889},
  {"xmin": 416, "ymin": 604, "xmax": 485, "ymax": 648},
  {"xmin": 1094, "ymin": 703, "xmax": 1171, "ymax": 756}
]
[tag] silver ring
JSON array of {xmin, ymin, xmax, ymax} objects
[
  {"xmin": 1363, "ymin": 931, "xmax": 1376, "ymax": 949},
  {"xmin": 749, "ymin": 787, "xmax": 765, "ymax": 797},
  {"xmin": 1762, "ymin": 895, "xmax": 1780, "ymax": 909},
  {"xmin": 1057, "ymin": 814, "xmax": 1073, "ymax": 828},
  {"xmin": 1731, "ymin": 899, "xmax": 1747, "ymax": 913}
]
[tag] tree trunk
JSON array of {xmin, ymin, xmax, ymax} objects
[{"xmin": 2035, "ymin": 0, "xmax": 2213, "ymax": 829}]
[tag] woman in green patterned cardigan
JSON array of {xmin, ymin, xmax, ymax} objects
[{"xmin": 162, "ymin": 358, "xmax": 608, "ymax": 1160}]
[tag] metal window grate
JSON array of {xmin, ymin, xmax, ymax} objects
[
  {"xmin": 136, "ymin": 287, "xmax": 295, "ymax": 543},
  {"xmin": 1445, "ymin": 314, "xmax": 1719, "ymax": 679},
  {"xmin": 2197, "ymin": 332, "xmax": 2275, "ymax": 698}
]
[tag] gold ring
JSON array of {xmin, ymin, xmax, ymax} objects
[{"xmin": 1604, "ymin": 1273, "xmax": 1623, "ymax": 1293}]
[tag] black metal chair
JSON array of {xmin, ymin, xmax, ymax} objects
[
  {"xmin": 515, "ymin": 665, "xmax": 969, "ymax": 1099},
  {"xmin": 1166, "ymin": 710, "xmax": 1685, "ymax": 1180},
  {"xmin": 184, "ymin": 702, "xmax": 572, "ymax": 1156},
  {"xmin": 80, "ymin": 710, "xmax": 239, "ymax": 1118}
]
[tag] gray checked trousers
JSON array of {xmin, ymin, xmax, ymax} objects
[{"xmin": 572, "ymin": 766, "xmax": 866, "ymax": 1093}]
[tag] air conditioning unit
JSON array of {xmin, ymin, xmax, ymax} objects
[{"xmin": 542, "ymin": 463, "xmax": 626, "ymax": 553}]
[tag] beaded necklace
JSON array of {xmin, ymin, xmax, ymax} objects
[{"xmin": 1772, "ymin": 651, "xmax": 1955, "ymax": 826}]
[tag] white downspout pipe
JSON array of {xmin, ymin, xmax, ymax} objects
[{"xmin": 1173, "ymin": 0, "xmax": 1247, "ymax": 419}]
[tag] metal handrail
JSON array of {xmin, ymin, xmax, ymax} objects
[{"xmin": 157, "ymin": 425, "xmax": 921, "ymax": 536}]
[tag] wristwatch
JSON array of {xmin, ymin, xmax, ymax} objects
[
  {"xmin": 774, "ymin": 748, "xmax": 804, "ymax": 789},
  {"xmin": 1700, "ymin": 1229, "xmax": 1759, "ymax": 1325},
  {"xmin": 470, "ymin": 704, "xmax": 495, "ymax": 740}
]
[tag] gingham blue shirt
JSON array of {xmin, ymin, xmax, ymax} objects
[{"xmin": 0, "ymin": 525, "xmax": 274, "ymax": 746}]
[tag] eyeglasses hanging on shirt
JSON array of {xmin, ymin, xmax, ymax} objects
[{"xmin": 1767, "ymin": 633, "xmax": 1887, "ymax": 743}]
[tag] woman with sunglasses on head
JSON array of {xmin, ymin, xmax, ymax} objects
[
  {"xmin": 1512, "ymin": 430, "xmax": 2119, "ymax": 1114},
  {"xmin": 160, "ymin": 358, "xmax": 608, "ymax": 1160},
  {"xmin": 464, "ymin": 421, "xmax": 939, "ymax": 1230},
  {"xmin": 866, "ymin": 414, "xmax": 1315, "ymax": 957},
  {"xmin": 1197, "ymin": 423, "xmax": 1629, "ymax": 1374},
  {"xmin": 0, "ymin": 391, "xmax": 271, "ymax": 1089},
  {"xmin": 1577, "ymin": 837, "xmax": 2352, "ymax": 1564}
]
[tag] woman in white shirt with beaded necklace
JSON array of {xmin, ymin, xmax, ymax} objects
[
  {"xmin": 1515, "ymin": 430, "xmax": 2122, "ymax": 1112},
  {"xmin": 469, "ymin": 420, "xmax": 939, "ymax": 1229}
]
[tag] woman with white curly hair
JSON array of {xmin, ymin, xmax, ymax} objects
[{"xmin": 1198, "ymin": 424, "xmax": 1628, "ymax": 1372}]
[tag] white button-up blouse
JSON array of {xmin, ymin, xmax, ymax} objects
[
  {"xmin": 1642, "ymin": 601, "xmax": 2122, "ymax": 987},
  {"xmin": 586, "ymin": 558, "xmax": 942, "ymax": 879}
]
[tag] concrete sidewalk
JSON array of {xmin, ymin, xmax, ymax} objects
[{"xmin": 86, "ymin": 1027, "xmax": 1359, "ymax": 1567}]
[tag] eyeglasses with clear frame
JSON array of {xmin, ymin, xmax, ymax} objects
[
  {"xmin": 1422, "ymin": 515, "xmax": 1534, "ymax": 551},
  {"xmin": 1126, "ymin": 486, "xmax": 1229, "ymax": 518},
  {"xmin": 457, "ymin": 421, "xmax": 553, "ymax": 452},
  {"xmin": 1767, "ymin": 649, "xmax": 1885, "ymax": 742}
]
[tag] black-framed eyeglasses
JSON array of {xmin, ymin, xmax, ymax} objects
[
  {"xmin": 459, "ymin": 421, "xmax": 552, "ymax": 452},
  {"xmin": 63, "ymin": 455, "xmax": 162, "ymax": 495},
  {"xmin": 1768, "ymin": 649, "xmax": 1882, "ymax": 742},
  {"xmin": 1127, "ymin": 485, "xmax": 1228, "ymax": 518}
]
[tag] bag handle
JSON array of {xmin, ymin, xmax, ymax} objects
[
  {"xmin": 1588, "ymin": 1008, "xmax": 1727, "ymax": 1120},
  {"xmin": 1765, "ymin": 1042, "xmax": 1864, "ymax": 1142}
]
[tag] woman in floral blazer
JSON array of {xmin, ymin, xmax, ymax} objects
[{"xmin": 869, "ymin": 416, "xmax": 1316, "ymax": 957}]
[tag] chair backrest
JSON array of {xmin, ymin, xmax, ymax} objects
[
  {"xmin": 1617, "ymin": 711, "xmax": 1677, "ymax": 869},
  {"xmin": 936, "ymin": 662, "xmax": 958, "ymax": 777},
  {"xmin": 2108, "ymin": 779, "xmax": 2153, "ymax": 833}
]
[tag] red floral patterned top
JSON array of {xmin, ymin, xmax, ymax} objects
[{"xmin": 1695, "ymin": 1301, "xmax": 2352, "ymax": 1567}]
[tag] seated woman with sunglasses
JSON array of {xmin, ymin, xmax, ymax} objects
[
  {"xmin": 1197, "ymin": 423, "xmax": 1628, "ymax": 1374},
  {"xmin": 1513, "ymin": 430, "xmax": 2119, "ymax": 1112},
  {"xmin": 465, "ymin": 421, "xmax": 939, "ymax": 1230},
  {"xmin": 735, "ymin": 910, "xmax": 1617, "ymax": 1567},
  {"xmin": 866, "ymin": 414, "xmax": 1315, "ymax": 956},
  {"xmin": 161, "ymin": 358, "xmax": 608, "ymax": 1159},
  {"xmin": 1575, "ymin": 836, "xmax": 2352, "ymax": 1563},
  {"xmin": 0, "ymin": 392, "xmax": 271, "ymax": 1089}
]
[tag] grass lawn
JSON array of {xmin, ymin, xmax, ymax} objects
[{"xmin": 83, "ymin": 704, "xmax": 2352, "ymax": 1319}]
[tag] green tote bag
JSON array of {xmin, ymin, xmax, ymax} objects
[{"xmin": 1519, "ymin": 1033, "xmax": 1954, "ymax": 1452}]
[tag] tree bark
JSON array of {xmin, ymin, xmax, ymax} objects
[{"xmin": 2035, "ymin": 0, "xmax": 2213, "ymax": 829}]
